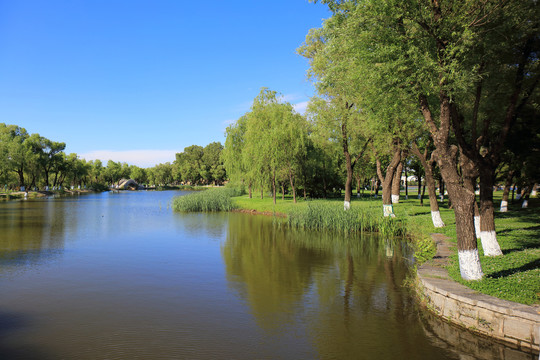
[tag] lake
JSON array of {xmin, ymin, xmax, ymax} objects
[{"xmin": 0, "ymin": 191, "xmax": 533, "ymax": 359}]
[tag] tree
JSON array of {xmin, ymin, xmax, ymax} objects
[
  {"xmin": 175, "ymin": 145, "xmax": 204, "ymax": 185},
  {"xmin": 237, "ymin": 88, "xmax": 310, "ymax": 204},
  {"xmin": 37, "ymin": 137, "xmax": 66, "ymax": 188},
  {"xmin": 0, "ymin": 124, "xmax": 32, "ymax": 190},
  {"xmin": 202, "ymin": 142, "xmax": 225, "ymax": 185},
  {"xmin": 305, "ymin": 0, "xmax": 539, "ymax": 278},
  {"xmin": 306, "ymin": 97, "xmax": 370, "ymax": 209},
  {"xmin": 223, "ymin": 115, "xmax": 255, "ymax": 195}
]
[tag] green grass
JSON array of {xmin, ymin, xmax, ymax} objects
[
  {"xmin": 229, "ymin": 192, "xmax": 539, "ymax": 305},
  {"xmin": 172, "ymin": 185, "xmax": 244, "ymax": 212},
  {"xmin": 287, "ymin": 201, "xmax": 407, "ymax": 237}
]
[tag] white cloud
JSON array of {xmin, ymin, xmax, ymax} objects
[
  {"xmin": 293, "ymin": 101, "xmax": 309, "ymax": 114},
  {"xmin": 80, "ymin": 149, "xmax": 179, "ymax": 168},
  {"xmin": 281, "ymin": 93, "xmax": 303, "ymax": 102},
  {"xmin": 223, "ymin": 118, "xmax": 236, "ymax": 127}
]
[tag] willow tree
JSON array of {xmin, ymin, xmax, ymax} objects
[{"xmin": 232, "ymin": 88, "xmax": 309, "ymax": 204}]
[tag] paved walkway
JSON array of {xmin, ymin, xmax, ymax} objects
[{"xmin": 417, "ymin": 234, "xmax": 540, "ymax": 355}]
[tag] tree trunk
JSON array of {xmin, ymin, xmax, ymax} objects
[
  {"xmin": 421, "ymin": 183, "xmax": 426, "ymax": 205},
  {"xmin": 391, "ymin": 159, "xmax": 403, "ymax": 204},
  {"xmin": 459, "ymin": 150, "xmax": 481, "ymax": 240},
  {"xmin": 417, "ymin": 173, "xmax": 422, "ymax": 199},
  {"xmin": 248, "ymin": 182, "xmax": 252, "ymax": 199},
  {"xmin": 43, "ymin": 169, "xmax": 50, "ymax": 188},
  {"xmin": 272, "ymin": 169, "xmax": 276, "ymax": 205},
  {"xmin": 479, "ymin": 166, "xmax": 503, "ymax": 256},
  {"xmin": 420, "ymin": 94, "xmax": 483, "ymax": 280},
  {"xmin": 281, "ymin": 183, "xmax": 285, "ymax": 201},
  {"xmin": 404, "ymin": 166, "xmax": 408, "ymax": 200},
  {"xmin": 438, "ymin": 178, "xmax": 445, "ymax": 202},
  {"xmin": 500, "ymin": 170, "xmax": 514, "ymax": 212},
  {"xmin": 530, "ymin": 183, "xmax": 538, "ymax": 197},
  {"xmin": 377, "ymin": 145, "xmax": 401, "ymax": 217},
  {"xmin": 437, "ymin": 148, "xmax": 483, "ymax": 280},
  {"xmin": 343, "ymin": 148, "xmax": 353, "ymax": 210},
  {"xmin": 289, "ymin": 169, "xmax": 296, "ymax": 204},
  {"xmin": 522, "ymin": 182, "xmax": 535, "ymax": 208},
  {"xmin": 412, "ymin": 143, "xmax": 444, "ymax": 227}
]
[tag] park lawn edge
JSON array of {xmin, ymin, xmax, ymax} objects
[{"xmin": 229, "ymin": 194, "xmax": 539, "ymax": 306}]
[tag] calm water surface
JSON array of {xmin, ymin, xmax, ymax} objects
[{"xmin": 0, "ymin": 191, "xmax": 533, "ymax": 359}]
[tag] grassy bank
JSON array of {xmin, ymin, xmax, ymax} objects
[
  {"xmin": 228, "ymin": 193, "xmax": 539, "ymax": 305},
  {"xmin": 172, "ymin": 186, "xmax": 244, "ymax": 212}
]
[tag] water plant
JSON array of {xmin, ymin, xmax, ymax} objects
[
  {"xmin": 286, "ymin": 202, "xmax": 407, "ymax": 237},
  {"xmin": 172, "ymin": 185, "xmax": 245, "ymax": 212}
]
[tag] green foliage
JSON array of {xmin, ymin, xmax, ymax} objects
[
  {"xmin": 172, "ymin": 185, "xmax": 245, "ymax": 212},
  {"xmin": 88, "ymin": 182, "xmax": 110, "ymax": 192},
  {"xmin": 173, "ymin": 142, "xmax": 226, "ymax": 186},
  {"xmin": 223, "ymin": 88, "xmax": 310, "ymax": 201}
]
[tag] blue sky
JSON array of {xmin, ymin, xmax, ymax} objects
[{"xmin": 0, "ymin": 1, "xmax": 329, "ymax": 167}]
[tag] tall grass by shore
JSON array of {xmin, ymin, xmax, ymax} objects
[
  {"xmin": 287, "ymin": 202, "xmax": 407, "ymax": 237},
  {"xmin": 172, "ymin": 185, "xmax": 244, "ymax": 212}
]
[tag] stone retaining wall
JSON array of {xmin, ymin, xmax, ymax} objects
[{"xmin": 417, "ymin": 234, "xmax": 540, "ymax": 355}]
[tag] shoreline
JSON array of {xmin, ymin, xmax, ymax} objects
[
  {"xmin": 417, "ymin": 234, "xmax": 539, "ymax": 354},
  {"xmin": 230, "ymin": 200, "xmax": 539, "ymax": 352},
  {"xmin": 0, "ymin": 189, "xmax": 97, "ymax": 200}
]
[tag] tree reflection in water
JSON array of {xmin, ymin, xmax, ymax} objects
[{"xmin": 222, "ymin": 213, "xmax": 458, "ymax": 360}]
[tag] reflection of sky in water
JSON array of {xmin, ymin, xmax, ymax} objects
[{"xmin": 0, "ymin": 192, "xmax": 520, "ymax": 360}]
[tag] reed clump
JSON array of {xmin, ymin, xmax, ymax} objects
[
  {"xmin": 172, "ymin": 185, "xmax": 245, "ymax": 212},
  {"xmin": 287, "ymin": 202, "xmax": 407, "ymax": 237}
]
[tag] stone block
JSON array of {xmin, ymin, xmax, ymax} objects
[
  {"xmin": 476, "ymin": 308, "xmax": 500, "ymax": 334},
  {"xmin": 459, "ymin": 313, "xmax": 478, "ymax": 329},
  {"xmin": 504, "ymin": 318, "xmax": 534, "ymax": 343},
  {"xmin": 503, "ymin": 346, "xmax": 537, "ymax": 360},
  {"xmin": 443, "ymin": 298, "xmax": 460, "ymax": 319},
  {"xmin": 430, "ymin": 292, "xmax": 446, "ymax": 313},
  {"xmin": 459, "ymin": 303, "xmax": 478, "ymax": 319}
]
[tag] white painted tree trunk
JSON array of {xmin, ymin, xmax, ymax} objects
[
  {"xmin": 474, "ymin": 216, "xmax": 481, "ymax": 239},
  {"xmin": 344, "ymin": 200, "xmax": 350, "ymax": 211},
  {"xmin": 479, "ymin": 231, "xmax": 503, "ymax": 256},
  {"xmin": 391, "ymin": 194, "xmax": 399, "ymax": 204},
  {"xmin": 500, "ymin": 200, "xmax": 508, "ymax": 212},
  {"xmin": 458, "ymin": 249, "xmax": 484, "ymax": 281},
  {"xmin": 431, "ymin": 210, "xmax": 445, "ymax": 228},
  {"xmin": 522, "ymin": 200, "xmax": 528, "ymax": 208},
  {"xmin": 383, "ymin": 204, "xmax": 395, "ymax": 217}
]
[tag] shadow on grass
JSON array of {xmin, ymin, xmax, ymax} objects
[{"xmin": 486, "ymin": 258, "xmax": 540, "ymax": 279}]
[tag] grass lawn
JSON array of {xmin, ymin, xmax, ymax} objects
[{"xmin": 230, "ymin": 191, "xmax": 540, "ymax": 305}]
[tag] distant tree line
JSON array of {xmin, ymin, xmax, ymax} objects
[{"xmin": 0, "ymin": 123, "xmax": 226, "ymax": 190}]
